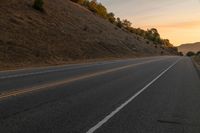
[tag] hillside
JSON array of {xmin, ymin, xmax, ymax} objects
[
  {"xmin": 0, "ymin": 0, "xmax": 178, "ymax": 70},
  {"xmin": 178, "ymin": 42, "xmax": 200, "ymax": 54}
]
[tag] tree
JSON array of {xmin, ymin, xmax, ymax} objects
[
  {"xmin": 77, "ymin": 0, "xmax": 85, "ymax": 5},
  {"xmin": 83, "ymin": 0, "xmax": 90, "ymax": 7},
  {"xmin": 96, "ymin": 3, "xmax": 107, "ymax": 18},
  {"xmin": 122, "ymin": 19, "xmax": 132, "ymax": 29},
  {"xmin": 186, "ymin": 51, "xmax": 195, "ymax": 57},
  {"xmin": 87, "ymin": 0, "xmax": 108, "ymax": 18},
  {"xmin": 162, "ymin": 39, "xmax": 173, "ymax": 47},
  {"xmin": 33, "ymin": 0, "xmax": 44, "ymax": 11},
  {"xmin": 135, "ymin": 28, "xmax": 145, "ymax": 37},
  {"xmin": 145, "ymin": 28, "xmax": 162, "ymax": 44},
  {"xmin": 88, "ymin": 0, "xmax": 97, "ymax": 13},
  {"xmin": 107, "ymin": 12, "xmax": 115, "ymax": 23},
  {"xmin": 116, "ymin": 17, "xmax": 123, "ymax": 28},
  {"xmin": 70, "ymin": 0, "xmax": 176, "ymax": 49}
]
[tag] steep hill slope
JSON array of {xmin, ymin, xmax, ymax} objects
[
  {"xmin": 178, "ymin": 42, "xmax": 200, "ymax": 54},
  {"xmin": 0, "ymin": 0, "xmax": 177, "ymax": 70}
]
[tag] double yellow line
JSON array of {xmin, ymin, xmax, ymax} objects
[{"xmin": 0, "ymin": 59, "xmax": 163, "ymax": 101}]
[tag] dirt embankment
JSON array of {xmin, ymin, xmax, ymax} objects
[{"xmin": 0, "ymin": 0, "xmax": 178, "ymax": 70}]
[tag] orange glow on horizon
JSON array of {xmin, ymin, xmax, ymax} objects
[
  {"xmin": 100, "ymin": 0, "xmax": 200, "ymax": 46},
  {"xmin": 138, "ymin": 20, "xmax": 200, "ymax": 46}
]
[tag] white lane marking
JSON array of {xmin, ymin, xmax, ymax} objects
[
  {"xmin": 86, "ymin": 58, "xmax": 181, "ymax": 133},
  {"xmin": 0, "ymin": 59, "xmax": 166, "ymax": 101},
  {"xmin": 0, "ymin": 58, "xmax": 163, "ymax": 80},
  {"xmin": 0, "ymin": 60, "xmax": 169, "ymax": 101}
]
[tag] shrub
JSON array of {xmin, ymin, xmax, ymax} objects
[
  {"xmin": 116, "ymin": 17, "xmax": 123, "ymax": 28},
  {"xmin": 71, "ymin": 0, "xmax": 85, "ymax": 5},
  {"xmin": 33, "ymin": 0, "xmax": 44, "ymax": 10},
  {"xmin": 70, "ymin": 0, "xmax": 79, "ymax": 3},
  {"xmin": 186, "ymin": 51, "xmax": 195, "ymax": 57},
  {"xmin": 122, "ymin": 19, "xmax": 132, "ymax": 29},
  {"xmin": 83, "ymin": 0, "xmax": 90, "ymax": 7},
  {"xmin": 196, "ymin": 51, "xmax": 200, "ymax": 56},
  {"xmin": 78, "ymin": 0, "xmax": 85, "ymax": 4},
  {"xmin": 70, "ymin": 0, "xmax": 176, "ymax": 50},
  {"xmin": 179, "ymin": 52, "xmax": 184, "ymax": 56},
  {"xmin": 88, "ymin": 0, "xmax": 97, "ymax": 13},
  {"xmin": 96, "ymin": 3, "xmax": 108, "ymax": 18},
  {"xmin": 107, "ymin": 12, "xmax": 115, "ymax": 23}
]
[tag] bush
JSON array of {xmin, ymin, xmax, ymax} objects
[
  {"xmin": 122, "ymin": 19, "xmax": 132, "ymax": 29},
  {"xmin": 33, "ymin": 0, "xmax": 44, "ymax": 10},
  {"xmin": 88, "ymin": 0, "xmax": 97, "ymax": 13},
  {"xmin": 70, "ymin": 0, "xmax": 176, "ymax": 50},
  {"xmin": 186, "ymin": 51, "xmax": 195, "ymax": 57},
  {"xmin": 116, "ymin": 17, "xmax": 123, "ymax": 28},
  {"xmin": 71, "ymin": 0, "xmax": 85, "ymax": 5},
  {"xmin": 107, "ymin": 12, "xmax": 115, "ymax": 23},
  {"xmin": 196, "ymin": 51, "xmax": 200, "ymax": 56},
  {"xmin": 179, "ymin": 52, "xmax": 184, "ymax": 56}
]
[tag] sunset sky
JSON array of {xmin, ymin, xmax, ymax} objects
[{"xmin": 99, "ymin": 0, "xmax": 200, "ymax": 46}]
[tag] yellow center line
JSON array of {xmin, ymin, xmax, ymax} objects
[{"xmin": 0, "ymin": 59, "xmax": 164, "ymax": 101}]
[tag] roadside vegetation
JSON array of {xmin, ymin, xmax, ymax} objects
[
  {"xmin": 186, "ymin": 51, "xmax": 196, "ymax": 57},
  {"xmin": 191, "ymin": 51, "xmax": 200, "ymax": 66},
  {"xmin": 0, "ymin": 0, "xmax": 179, "ymax": 71},
  {"xmin": 33, "ymin": 0, "xmax": 44, "ymax": 11},
  {"xmin": 70, "ymin": 0, "xmax": 175, "ymax": 49},
  {"xmin": 186, "ymin": 51, "xmax": 199, "ymax": 57},
  {"xmin": 187, "ymin": 51, "xmax": 200, "ymax": 68}
]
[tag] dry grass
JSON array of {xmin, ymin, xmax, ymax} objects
[{"xmin": 0, "ymin": 0, "xmax": 177, "ymax": 71}]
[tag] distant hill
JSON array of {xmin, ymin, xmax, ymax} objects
[
  {"xmin": 178, "ymin": 42, "xmax": 200, "ymax": 54},
  {"xmin": 0, "ymin": 0, "xmax": 177, "ymax": 70}
]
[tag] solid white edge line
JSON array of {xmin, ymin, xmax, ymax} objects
[{"xmin": 86, "ymin": 58, "xmax": 181, "ymax": 133}]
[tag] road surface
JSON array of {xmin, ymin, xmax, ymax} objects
[{"xmin": 0, "ymin": 56, "xmax": 200, "ymax": 133}]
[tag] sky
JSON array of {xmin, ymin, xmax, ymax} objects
[{"xmin": 98, "ymin": 0, "xmax": 200, "ymax": 46}]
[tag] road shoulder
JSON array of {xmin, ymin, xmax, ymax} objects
[{"xmin": 192, "ymin": 56, "xmax": 200, "ymax": 78}]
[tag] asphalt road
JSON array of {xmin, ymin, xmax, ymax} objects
[{"xmin": 0, "ymin": 56, "xmax": 200, "ymax": 133}]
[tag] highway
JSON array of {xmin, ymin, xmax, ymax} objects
[{"xmin": 0, "ymin": 56, "xmax": 200, "ymax": 133}]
